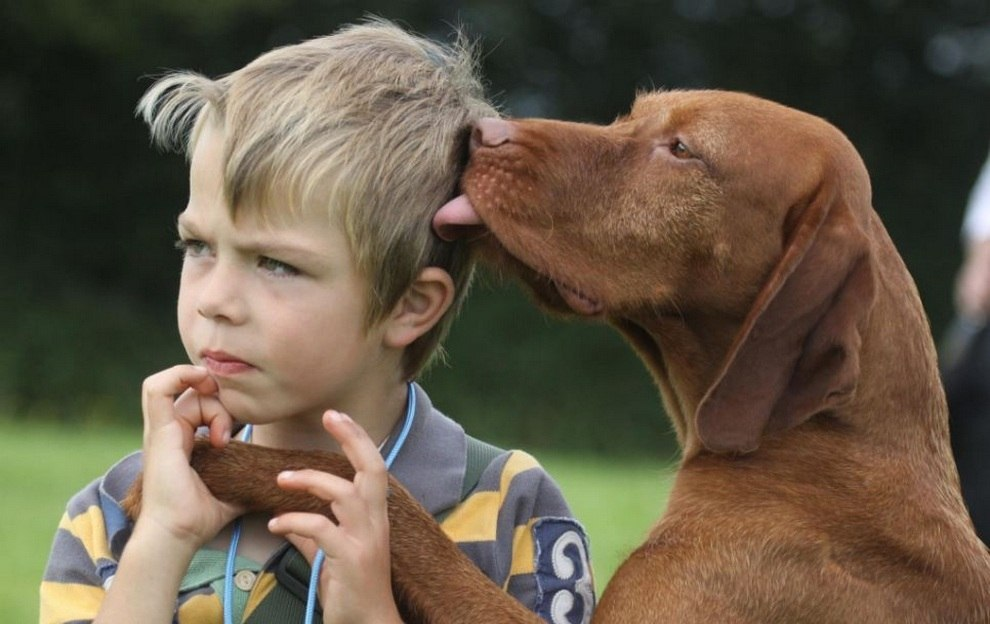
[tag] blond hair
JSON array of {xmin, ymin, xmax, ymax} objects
[{"xmin": 138, "ymin": 18, "xmax": 497, "ymax": 378}]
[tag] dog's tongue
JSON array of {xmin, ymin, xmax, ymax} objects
[
  {"xmin": 435, "ymin": 195, "xmax": 604, "ymax": 316},
  {"xmin": 433, "ymin": 194, "xmax": 486, "ymax": 241}
]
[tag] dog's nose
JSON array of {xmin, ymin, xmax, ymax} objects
[{"xmin": 470, "ymin": 118, "xmax": 514, "ymax": 151}]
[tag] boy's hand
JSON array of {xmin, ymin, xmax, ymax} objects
[
  {"xmin": 267, "ymin": 410, "xmax": 403, "ymax": 624},
  {"xmin": 135, "ymin": 364, "xmax": 243, "ymax": 549}
]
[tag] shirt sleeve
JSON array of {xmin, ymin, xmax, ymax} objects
[
  {"xmin": 441, "ymin": 449, "xmax": 596, "ymax": 624},
  {"xmin": 40, "ymin": 453, "xmax": 140, "ymax": 624},
  {"xmin": 40, "ymin": 479, "xmax": 111, "ymax": 624}
]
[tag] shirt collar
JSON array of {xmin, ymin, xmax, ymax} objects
[{"xmin": 380, "ymin": 382, "xmax": 467, "ymax": 516}]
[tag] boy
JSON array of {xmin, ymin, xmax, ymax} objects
[{"xmin": 40, "ymin": 19, "xmax": 595, "ymax": 624}]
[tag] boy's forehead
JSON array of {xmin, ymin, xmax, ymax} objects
[
  {"xmin": 187, "ymin": 120, "xmax": 337, "ymax": 232},
  {"xmin": 178, "ymin": 195, "xmax": 336, "ymax": 236},
  {"xmin": 187, "ymin": 121, "xmax": 228, "ymax": 213},
  {"xmin": 190, "ymin": 115, "xmax": 224, "ymax": 162}
]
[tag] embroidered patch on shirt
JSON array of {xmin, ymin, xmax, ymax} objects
[{"xmin": 533, "ymin": 518, "xmax": 595, "ymax": 624}]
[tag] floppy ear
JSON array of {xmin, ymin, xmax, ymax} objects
[{"xmin": 695, "ymin": 181, "xmax": 876, "ymax": 454}]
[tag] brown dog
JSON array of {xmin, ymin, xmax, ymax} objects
[
  {"xmin": 432, "ymin": 89, "xmax": 990, "ymax": 621},
  {"xmin": 127, "ymin": 90, "xmax": 990, "ymax": 622}
]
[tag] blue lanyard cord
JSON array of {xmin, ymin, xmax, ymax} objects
[
  {"xmin": 303, "ymin": 383, "xmax": 416, "ymax": 624},
  {"xmin": 224, "ymin": 384, "xmax": 416, "ymax": 624},
  {"xmin": 384, "ymin": 383, "xmax": 417, "ymax": 469}
]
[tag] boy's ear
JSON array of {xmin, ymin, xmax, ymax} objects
[{"xmin": 383, "ymin": 267, "xmax": 455, "ymax": 349}]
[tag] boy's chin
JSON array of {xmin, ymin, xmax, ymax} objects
[{"xmin": 211, "ymin": 387, "xmax": 264, "ymax": 424}]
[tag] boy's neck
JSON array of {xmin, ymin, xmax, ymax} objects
[{"xmin": 246, "ymin": 381, "xmax": 411, "ymax": 453}]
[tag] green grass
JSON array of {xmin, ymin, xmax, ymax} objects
[
  {"xmin": 4, "ymin": 420, "xmax": 674, "ymax": 620},
  {"xmin": 1, "ymin": 418, "xmax": 142, "ymax": 623}
]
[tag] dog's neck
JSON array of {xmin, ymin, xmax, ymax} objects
[
  {"xmin": 613, "ymin": 314, "xmax": 739, "ymax": 455},
  {"xmin": 845, "ymin": 238, "xmax": 950, "ymax": 448},
  {"xmin": 620, "ymin": 270, "xmax": 990, "ymax": 581}
]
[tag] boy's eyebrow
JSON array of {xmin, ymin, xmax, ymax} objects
[
  {"xmin": 238, "ymin": 240, "xmax": 328, "ymax": 261},
  {"xmin": 175, "ymin": 213, "xmax": 330, "ymax": 261}
]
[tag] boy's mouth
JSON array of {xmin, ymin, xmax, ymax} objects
[{"xmin": 201, "ymin": 350, "xmax": 255, "ymax": 376}]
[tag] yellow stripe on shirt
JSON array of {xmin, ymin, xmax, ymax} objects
[
  {"xmin": 177, "ymin": 592, "xmax": 221, "ymax": 623},
  {"xmin": 59, "ymin": 507, "xmax": 112, "ymax": 563},
  {"xmin": 39, "ymin": 581, "xmax": 104, "ymax": 624},
  {"xmin": 442, "ymin": 450, "xmax": 542, "ymax": 543},
  {"xmin": 243, "ymin": 570, "xmax": 279, "ymax": 619},
  {"xmin": 441, "ymin": 491, "xmax": 500, "ymax": 542},
  {"xmin": 499, "ymin": 451, "xmax": 540, "ymax": 493},
  {"xmin": 507, "ymin": 518, "xmax": 538, "ymax": 580}
]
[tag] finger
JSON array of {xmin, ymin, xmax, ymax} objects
[
  {"xmin": 277, "ymin": 469, "xmax": 384, "ymax": 534},
  {"xmin": 276, "ymin": 469, "xmax": 355, "ymax": 505},
  {"xmin": 322, "ymin": 410, "xmax": 389, "ymax": 505},
  {"xmin": 174, "ymin": 390, "xmax": 233, "ymax": 447},
  {"xmin": 141, "ymin": 365, "xmax": 217, "ymax": 431},
  {"xmin": 268, "ymin": 512, "xmax": 339, "ymax": 553}
]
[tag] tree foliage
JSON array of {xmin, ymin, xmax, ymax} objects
[{"xmin": 3, "ymin": 0, "xmax": 989, "ymax": 454}]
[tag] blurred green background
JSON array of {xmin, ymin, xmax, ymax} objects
[{"xmin": 4, "ymin": 0, "xmax": 990, "ymax": 458}]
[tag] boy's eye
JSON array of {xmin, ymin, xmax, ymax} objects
[
  {"xmin": 175, "ymin": 238, "xmax": 210, "ymax": 257},
  {"xmin": 258, "ymin": 256, "xmax": 300, "ymax": 277}
]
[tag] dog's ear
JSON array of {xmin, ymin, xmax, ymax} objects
[{"xmin": 695, "ymin": 179, "xmax": 876, "ymax": 454}]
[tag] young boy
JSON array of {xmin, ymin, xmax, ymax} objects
[{"xmin": 40, "ymin": 19, "xmax": 595, "ymax": 624}]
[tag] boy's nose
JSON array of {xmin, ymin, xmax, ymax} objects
[{"xmin": 195, "ymin": 265, "xmax": 248, "ymax": 324}]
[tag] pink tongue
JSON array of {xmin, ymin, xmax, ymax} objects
[{"xmin": 433, "ymin": 194, "xmax": 485, "ymax": 241}]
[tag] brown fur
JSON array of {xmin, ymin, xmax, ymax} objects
[{"xmin": 125, "ymin": 90, "xmax": 990, "ymax": 622}]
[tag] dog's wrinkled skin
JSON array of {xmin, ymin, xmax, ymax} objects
[{"xmin": 127, "ymin": 90, "xmax": 990, "ymax": 623}]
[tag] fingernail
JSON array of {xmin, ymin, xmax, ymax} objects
[
  {"xmin": 268, "ymin": 518, "xmax": 279, "ymax": 530},
  {"xmin": 222, "ymin": 430, "xmax": 231, "ymax": 444},
  {"xmin": 278, "ymin": 470, "xmax": 295, "ymax": 481},
  {"xmin": 327, "ymin": 410, "xmax": 350, "ymax": 423}
]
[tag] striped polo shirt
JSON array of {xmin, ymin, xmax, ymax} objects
[{"xmin": 41, "ymin": 384, "xmax": 595, "ymax": 623}]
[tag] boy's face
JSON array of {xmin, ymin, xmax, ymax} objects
[{"xmin": 175, "ymin": 124, "xmax": 394, "ymax": 425}]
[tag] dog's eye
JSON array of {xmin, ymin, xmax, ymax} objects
[{"xmin": 670, "ymin": 140, "xmax": 693, "ymax": 159}]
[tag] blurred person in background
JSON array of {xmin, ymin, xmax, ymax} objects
[{"xmin": 941, "ymin": 148, "xmax": 990, "ymax": 545}]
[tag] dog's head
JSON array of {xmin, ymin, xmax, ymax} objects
[{"xmin": 435, "ymin": 90, "xmax": 877, "ymax": 453}]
